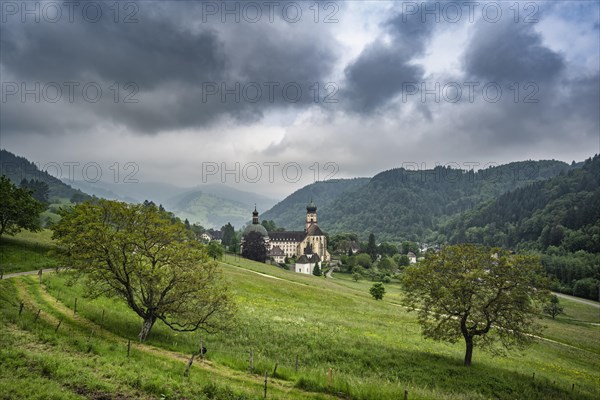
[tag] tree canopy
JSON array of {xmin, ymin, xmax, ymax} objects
[
  {"xmin": 20, "ymin": 179, "xmax": 50, "ymax": 204},
  {"xmin": 401, "ymin": 244, "xmax": 550, "ymax": 366},
  {"xmin": 370, "ymin": 282, "xmax": 385, "ymax": 300},
  {"xmin": 52, "ymin": 199, "xmax": 235, "ymax": 341},
  {"xmin": 241, "ymin": 231, "xmax": 267, "ymax": 263},
  {"xmin": 208, "ymin": 241, "xmax": 224, "ymax": 260},
  {"xmin": 0, "ymin": 175, "xmax": 45, "ymax": 239}
]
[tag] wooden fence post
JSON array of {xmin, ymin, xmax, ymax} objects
[
  {"xmin": 249, "ymin": 349, "xmax": 253, "ymax": 373},
  {"xmin": 18, "ymin": 303, "xmax": 24, "ymax": 316},
  {"xmin": 263, "ymin": 370, "xmax": 268, "ymax": 399},
  {"xmin": 199, "ymin": 336, "xmax": 204, "ymax": 360},
  {"xmin": 295, "ymin": 354, "xmax": 299, "ymax": 372},
  {"xmin": 272, "ymin": 363, "xmax": 278, "ymax": 377},
  {"xmin": 55, "ymin": 318, "xmax": 62, "ymax": 333},
  {"xmin": 127, "ymin": 339, "xmax": 131, "ymax": 358},
  {"xmin": 404, "ymin": 389, "xmax": 408, "ymax": 400},
  {"xmin": 74, "ymin": 298, "xmax": 77, "ymax": 315},
  {"xmin": 33, "ymin": 309, "xmax": 41, "ymax": 322},
  {"xmin": 100, "ymin": 309, "xmax": 105, "ymax": 328},
  {"xmin": 184, "ymin": 353, "xmax": 195, "ymax": 377}
]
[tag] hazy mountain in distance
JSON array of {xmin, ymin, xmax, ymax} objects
[
  {"xmin": 65, "ymin": 179, "xmax": 278, "ymax": 229},
  {"xmin": 65, "ymin": 179, "xmax": 138, "ymax": 203},
  {"xmin": 65, "ymin": 180, "xmax": 187, "ymax": 205},
  {"xmin": 164, "ymin": 184, "xmax": 278, "ymax": 213},
  {"xmin": 164, "ymin": 184, "xmax": 278, "ymax": 229}
]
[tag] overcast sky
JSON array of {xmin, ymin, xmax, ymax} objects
[{"xmin": 1, "ymin": 0, "xmax": 598, "ymax": 197}]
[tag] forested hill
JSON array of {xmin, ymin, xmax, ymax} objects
[
  {"xmin": 441, "ymin": 155, "xmax": 599, "ymax": 252},
  {"xmin": 260, "ymin": 178, "xmax": 370, "ymax": 230},
  {"xmin": 317, "ymin": 160, "xmax": 574, "ymax": 240},
  {"xmin": 0, "ymin": 149, "xmax": 89, "ymax": 201},
  {"xmin": 439, "ymin": 155, "xmax": 600, "ymax": 299}
]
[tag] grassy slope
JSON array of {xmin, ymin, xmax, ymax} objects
[
  {"xmin": 1, "ymin": 255, "xmax": 597, "ymax": 399},
  {"xmin": 0, "ymin": 230, "xmax": 58, "ymax": 274}
]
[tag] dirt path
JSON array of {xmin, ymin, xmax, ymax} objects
[
  {"xmin": 553, "ymin": 292, "xmax": 600, "ymax": 308},
  {"xmin": 1, "ymin": 268, "xmax": 58, "ymax": 280},
  {"xmin": 11, "ymin": 274, "xmax": 337, "ymax": 400}
]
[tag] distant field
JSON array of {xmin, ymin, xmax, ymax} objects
[
  {"xmin": 1, "ymin": 255, "xmax": 597, "ymax": 399},
  {"xmin": 0, "ymin": 230, "xmax": 59, "ymax": 274}
]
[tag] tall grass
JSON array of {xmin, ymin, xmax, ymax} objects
[{"xmin": 36, "ymin": 257, "xmax": 600, "ymax": 400}]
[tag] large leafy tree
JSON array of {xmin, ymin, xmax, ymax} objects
[
  {"xmin": 401, "ymin": 244, "xmax": 550, "ymax": 366},
  {"xmin": 0, "ymin": 175, "xmax": 45, "ymax": 239},
  {"xmin": 52, "ymin": 199, "xmax": 235, "ymax": 341},
  {"xmin": 241, "ymin": 231, "xmax": 267, "ymax": 262}
]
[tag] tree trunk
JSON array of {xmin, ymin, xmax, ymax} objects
[
  {"xmin": 139, "ymin": 315, "xmax": 156, "ymax": 342},
  {"xmin": 464, "ymin": 335, "xmax": 474, "ymax": 367}
]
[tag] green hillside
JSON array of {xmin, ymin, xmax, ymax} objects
[
  {"xmin": 1, "ymin": 256, "xmax": 598, "ymax": 399},
  {"xmin": 261, "ymin": 178, "xmax": 370, "ymax": 230},
  {"xmin": 0, "ymin": 230, "xmax": 58, "ymax": 274},
  {"xmin": 0, "ymin": 149, "xmax": 89, "ymax": 202},
  {"xmin": 441, "ymin": 155, "xmax": 600, "ymax": 299},
  {"xmin": 264, "ymin": 160, "xmax": 574, "ymax": 240}
]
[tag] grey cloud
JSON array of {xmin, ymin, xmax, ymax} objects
[
  {"xmin": 341, "ymin": 42, "xmax": 424, "ymax": 113},
  {"xmin": 463, "ymin": 18, "xmax": 564, "ymax": 83},
  {"xmin": 340, "ymin": 8, "xmax": 435, "ymax": 113},
  {"xmin": 0, "ymin": 1, "xmax": 341, "ymax": 136}
]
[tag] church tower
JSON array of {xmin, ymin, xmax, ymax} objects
[
  {"xmin": 252, "ymin": 205, "xmax": 260, "ymax": 225},
  {"xmin": 305, "ymin": 199, "xmax": 317, "ymax": 230}
]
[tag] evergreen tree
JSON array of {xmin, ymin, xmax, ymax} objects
[
  {"xmin": 229, "ymin": 234, "xmax": 240, "ymax": 253},
  {"xmin": 221, "ymin": 222, "xmax": 235, "ymax": 246},
  {"xmin": 367, "ymin": 233, "xmax": 377, "ymax": 261},
  {"xmin": 312, "ymin": 262, "xmax": 322, "ymax": 276},
  {"xmin": 20, "ymin": 179, "xmax": 50, "ymax": 205}
]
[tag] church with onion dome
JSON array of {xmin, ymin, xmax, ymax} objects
[{"xmin": 240, "ymin": 200, "xmax": 331, "ymax": 274}]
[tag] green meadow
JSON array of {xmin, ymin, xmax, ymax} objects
[
  {"xmin": 0, "ymin": 229, "xmax": 58, "ymax": 274},
  {"xmin": 1, "ymin": 252, "xmax": 598, "ymax": 399}
]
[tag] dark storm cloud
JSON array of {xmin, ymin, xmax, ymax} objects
[
  {"xmin": 0, "ymin": 13, "xmax": 226, "ymax": 89},
  {"xmin": 0, "ymin": 0, "xmax": 341, "ymax": 136},
  {"xmin": 453, "ymin": 11, "xmax": 598, "ymax": 148},
  {"xmin": 340, "ymin": 7, "xmax": 435, "ymax": 113},
  {"xmin": 463, "ymin": 18, "xmax": 564, "ymax": 83}
]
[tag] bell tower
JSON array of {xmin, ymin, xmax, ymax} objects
[
  {"xmin": 252, "ymin": 205, "xmax": 259, "ymax": 225},
  {"xmin": 305, "ymin": 199, "xmax": 317, "ymax": 230}
]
